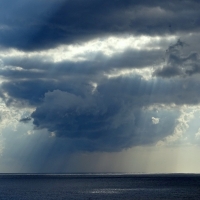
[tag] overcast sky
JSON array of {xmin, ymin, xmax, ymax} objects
[{"xmin": 1, "ymin": 0, "xmax": 200, "ymax": 173}]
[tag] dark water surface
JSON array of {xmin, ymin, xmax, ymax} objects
[{"xmin": 0, "ymin": 174, "xmax": 200, "ymax": 199}]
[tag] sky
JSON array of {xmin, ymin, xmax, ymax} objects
[{"xmin": 1, "ymin": 0, "xmax": 200, "ymax": 173}]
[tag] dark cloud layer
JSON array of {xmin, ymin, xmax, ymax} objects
[{"xmin": 0, "ymin": 0, "xmax": 200, "ymax": 50}]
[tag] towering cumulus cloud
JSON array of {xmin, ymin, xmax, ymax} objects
[{"xmin": 1, "ymin": 0, "xmax": 200, "ymax": 171}]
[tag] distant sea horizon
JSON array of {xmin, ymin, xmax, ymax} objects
[{"xmin": 1, "ymin": 172, "xmax": 200, "ymax": 175}]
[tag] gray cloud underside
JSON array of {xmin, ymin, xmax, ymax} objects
[{"xmin": 0, "ymin": 0, "xmax": 200, "ymax": 50}]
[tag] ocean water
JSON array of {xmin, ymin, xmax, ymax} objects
[{"xmin": 0, "ymin": 174, "xmax": 200, "ymax": 199}]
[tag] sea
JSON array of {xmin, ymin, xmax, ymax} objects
[{"xmin": 0, "ymin": 173, "xmax": 200, "ymax": 199}]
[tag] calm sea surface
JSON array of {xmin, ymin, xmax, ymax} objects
[{"xmin": 0, "ymin": 174, "xmax": 200, "ymax": 199}]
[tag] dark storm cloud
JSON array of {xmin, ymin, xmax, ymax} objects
[
  {"xmin": 153, "ymin": 40, "xmax": 200, "ymax": 77},
  {"xmin": 0, "ymin": 0, "xmax": 200, "ymax": 50},
  {"xmin": 31, "ymin": 89, "xmax": 178, "ymax": 152}
]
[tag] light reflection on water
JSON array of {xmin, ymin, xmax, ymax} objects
[
  {"xmin": 90, "ymin": 188, "xmax": 122, "ymax": 194},
  {"xmin": 89, "ymin": 188, "xmax": 171, "ymax": 194}
]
